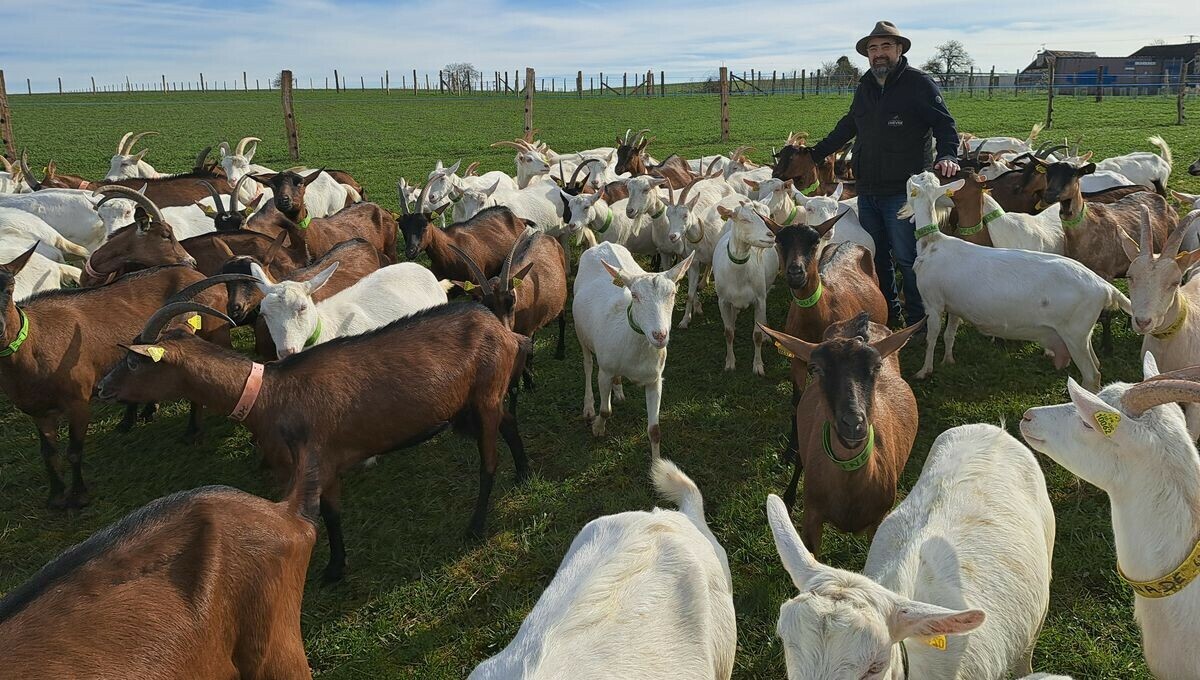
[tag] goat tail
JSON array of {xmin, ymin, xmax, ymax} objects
[
  {"xmin": 1028, "ymin": 121, "xmax": 1044, "ymax": 143},
  {"xmin": 55, "ymin": 235, "xmax": 90, "ymax": 259},
  {"xmin": 652, "ymin": 458, "xmax": 727, "ymax": 568},
  {"xmin": 343, "ymin": 185, "xmax": 363, "ymax": 204},
  {"xmin": 1107, "ymin": 285, "xmax": 1132, "ymax": 316},
  {"xmin": 58, "ymin": 263, "xmax": 82, "ymax": 285},
  {"xmin": 1148, "ymin": 135, "xmax": 1173, "ymax": 169},
  {"xmin": 284, "ymin": 440, "xmax": 322, "ymax": 525},
  {"xmin": 509, "ymin": 333, "xmax": 535, "ymax": 391}
]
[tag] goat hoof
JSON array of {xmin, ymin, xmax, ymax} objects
[
  {"xmin": 942, "ymin": 358, "xmax": 955, "ymax": 366},
  {"xmin": 516, "ymin": 468, "xmax": 532, "ymax": 484},
  {"xmin": 321, "ymin": 563, "xmax": 346, "ymax": 584},
  {"xmin": 781, "ymin": 492, "xmax": 798, "ymax": 510},
  {"xmin": 591, "ymin": 419, "xmax": 606, "ymax": 437},
  {"xmin": 914, "ymin": 369, "xmax": 932, "ymax": 380},
  {"xmin": 753, "ymin": 364, "xmax": 765, "ymax": 377}
]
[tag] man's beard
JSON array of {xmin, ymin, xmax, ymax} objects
[{"xmin": 871, "ymin": 58, "xmax": 896, "ymax": 79}]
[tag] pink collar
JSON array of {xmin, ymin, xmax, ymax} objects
[
  {"xmin": 83, "ymin": 257, "xmax": 115, "ymax": 285},
  {"xmin": 230, "ymin": 362, "xmax": 265, "ymax": 421}
]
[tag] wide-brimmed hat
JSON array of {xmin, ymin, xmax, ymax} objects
[{"xmin": 856, "ymin": 21, "xmax": 911, "ymax": 57}]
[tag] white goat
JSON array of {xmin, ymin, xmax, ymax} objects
[
  {"xmin": 905, "ymin": 172, "xmax": 1129, "ymax": 390},
  {"xmin": 1020, "ymin": 353, "xmax": 1200, "ymax": 680},
  {"xmin": 560, "ymin": 189, "xmax": 657, "ymax": 257},
  {"xmin": 1123, "ymin": 208, "xmax": 1200, "ymax": 438},
  {"xmin": 792, "ymin": 184, "xmax": 877, "ymax": 255},
  {"xmin": 104, "ymin": 131, "xmax": 160, "ymax": 181},
  {"xmin": 491, "ymin": 138, "xmax": 552, "ymax": 188},
  {"xmin": 745, "ymin": 178, "xmax": 804, "ymax": 227},
  {"xmin": 1094, "ymin": 136, "xmax": 1173, "ymax": 193},
  {"xmin": 768, "ymin": 423, "xmax": 1055, "ymax": 680},
  {"xmin": 217, "ymin": 137, "xmax": 273, "ymax": 185},
  {"xmin": 0, "ymin": 189, "xmax": 132, "ymax": 253},
  {"xmin": 974, "ymin": 191, "xmax": 1065, "ymax": 254},
  {"xmin": 688, "ymin": 155, "xmax": 730, "ymax": 175},
  {"xmin": 573, "ymin": 242, "xmax": 693, "ymax": 459},
  {"xmin": 0, "ymin": 207, "xmax": 91, "ymax": 261},
  {"xmin": 469, "ymin": 458, "xmax": 736, "ymax": 680},
  {"xmin": 723, "ymin": 146, "xmax": 772, "ymax": 198},
  {"xmin": 961, "ymin": 122, "xmax": 1043, "ymax": 155},
  {"xmin": 712, "ymin": 203, "xmax": 779, "ymax": 376},
  {"xmin": 250, "ymin": 261, "xmax": 448, "ymax": 358},
  {"xmin": 0, "ymin": 241, "xmax": 80, "ymax": 299}
]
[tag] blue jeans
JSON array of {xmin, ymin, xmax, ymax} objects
[{"xmin": 857, "ymin": 193, "xmax": 924, "ymax": 325}]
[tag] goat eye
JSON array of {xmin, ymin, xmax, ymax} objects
[
  {"xmin": 1081, "ymin": 418, "xmax": 1094, "ymax": 430},
  {"xmin": 126, "ymin": 355, "xmax": 139, "ymax": 371}
]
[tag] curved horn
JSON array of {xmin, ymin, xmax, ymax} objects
[
  {"xmin": 139, "ymin": 302, "xmax": 234, "ymax": 343},
  {"xmin": 117, "ymin": 132, "xmax": 133, "ymax": 155},
  {"xmin": 193, "ymin": 146, "xmax": 212, "ymax": 172},
  {"xmin": 1121, "ymin": 378, "xmax": 1200, "ymax": 417},
  {"xmin": 0, "ymin": 155, "xmax": 12, "ymax": 174},
  {"xmin": 230, "ymin": 174, "xmax": 254, "ymax": 214},
  {"xmin": 489, "ymin": 140, "xmax": 530, "ymax": 151},
  {"xmin": 1138, "ymin": 204, "xmax": 1154, "ymax": 255},
  {"xmin": 197, "ymin": 180, "xmax": 228, "ymax": 215},
  {"xmin": 631, "ymin": 128, "xmax": 651, "ymax": 147},
  {"xmin": 499, "ymin": 231, "xmax": 530, "ymax": 292},
  {"xmin": 1040, "ymin": 144, "xmax": 1069, "ymax": 160},
  {"xmin": 125, "ymin": 131, "xmax": 159, "ymax": 154},
  {"xmin": 235, "ymin": 136, "xmax": 261, "ymax": 156},
  {"xmin": 18, "ymin": 151, "xmax": 41, "ymax": 190},
  {"xmin": 415, "ymin": 180, "xmax": 434, "ymax": 214},
  {"xmin": 464, "ymin": 161, "xmax": 480, "ymax": 177},
  {"xmin": 93, "ymin": 184, "xmax": 165, "ymax": 224},
  {"xmin": 677, "ymin": 175, "xmax": 707, "ymax": 206},
  {"xmin": 448, "ymin": 243, "xmax": 493, "ymax": 295},
  {"xmin": 396, "ymin": 180, "xmax": 411, "ymax": 215},
  {"xmin": 1161, "ymin": 208, "xmax": 1198, "ymax": 260},
  {"xmin": 623, "ymin": 128, "xmax": 633, "ymax": 145},
  {"xmin": 167, "ymin": 273, "xmax": 260, "ymax": 305},
  {"xmin": 569, "ymin": 158, "xmax": 602, "ymax": 187}
]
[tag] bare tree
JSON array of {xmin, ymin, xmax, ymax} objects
[
  {"xmin": 924, "ymin": 41, "xmax": 974, "ymax": 87},
  {"xmin": 819, "ymin": 56, "xmax": 861, "ymax": 89},
  {"xmin": 443, "ymin": 62, "xmax": 479, "ymax": 93}
]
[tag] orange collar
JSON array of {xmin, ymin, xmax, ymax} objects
[
  {"xmin": 229, "ymin": 362, "xmax": 265, "ymax": 421},
  {"xmin": 83, "ymin": 257, "xmax": 116, "ymax": 285}
]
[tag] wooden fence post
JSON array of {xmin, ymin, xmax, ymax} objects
[
  {"xmin": 646, "ymin": 70, "xmax": 653, "ymax": 98},
  {"xmin": 440, "ymin": 71, "xmax": 445, "ymax": 94},
  {"xmin": 1096, "ymin": 66, "xmax": 1105, "ymax": 102},
  {"xmin": 524, "ymin": 67, "xmax": 535, "ymax": 137},
  {"xmin": 988, "ymin": 66, "xmax": 995, "ymax": 98},
  {"xmin": 1045, "ymin": 58, "xmax": 1056, "ymax": 129},
  {"xmin": 1179, "ymin": 60, "xmax": 1190, "ymax": 125},
  {"xmin": 660, "ymin": 70, "xmax": 665, "ymax": 96},
  {"xmin": 385, "ymin": 70, "xmax": 390, "ymax": 94},
  {"xmin": 91, "ymin": 76, "xmax": 96, "ymax": 93},
  {"xmin": 719, "ymin": 66, "xmax": 730, "ymax": 142},
  {"xmin": 58, "ymin": 77, "xmax": 63, "ymax": 94},
  {"xmin": 425, "ymin": 73, "xmax": 430, "ymax": 91},
  {"xmin": 801, "ymin": 69, "xmax": 806, "ymax": 97},
  {"xmin": 577, "ymin": 70, "xmax": 583, "ymax": 99},
  {"xmin": 0, "ymin": 71, "xmax": 15, "ymax": 161},
  {"xmin": 623, "ymin": 72, "xmax": 627, "ymax": 96},
  {"xmin": 361, "ymin": 75, "xmax": 365, "ymax": 90},
  {"xmin": 280, "ymin": 70, "xmax": 300, "ymax": 161},
  {"xmin": 334, "ymin": 69, "xmax": 340, "ymax": 93},
  {"xmin": 200, "ymin": 73, "xmax": 205, "ymax": 91}
]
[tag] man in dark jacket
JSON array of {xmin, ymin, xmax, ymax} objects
[{"xmin": 809, "ymin": 21, "xmax": 960, "ymax": 328}]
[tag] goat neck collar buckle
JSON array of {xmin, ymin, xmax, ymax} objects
[
  {"xmin": 726, "ymin": 241, "xmax": 751, "ymax": 265},
  {"xmin": 915, "ymin": 223, "xmax": 940, "ymax": 239},
  {"xmin": 1061, "ymin": 202, "xmax": 1087, "ymax": 229},
  {"xmin": 648, "ymin": 203, "xmax": 666, "ymax": 220},
  {"xmin": 783, "ymin": 204, "xmax": 800, "ymax": 226},
  {"xmin": 626, "ymin": 301, "xmax": 645, "ymax": 335},
  {"xmin": 595, "ymin": 207, "xmax": 613, "ymax": 235},
  {"xmin": 799, "ymin": 180, "xmax": 820, "ymax": 196},
  {"xmin": 1118, "ymin": 533, "xmax": 1200, "ymax": 599},
  {"xmin": 792, "ymin": 279, "xmax": 823, "ymax": 307},
  {"xmin": 0, "ymin": 309, "xmax": 30, "ymax": 357},
  {"xmin": 304, "ymin": 318, "xmax": 323, "ymax": 348},
  {"xmin": 295, "ymin": 215, "xmax": 313, "ymax": 230},
  {"xmin": 822, "ymin": 421, "xmax": 874, "ymax": 471},
  {"xmin": 958, "ymin": 208, "xmax": 1002, "ymax": 236},
  {"xmin": 229, "ymin": 361, "xmax": 265, "ymax": 421},
  {"xmin": 1152, "ymin": 295, "xmax": 1188, "ymax": 340}
]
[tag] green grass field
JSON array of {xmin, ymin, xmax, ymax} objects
[{"xmin": 2, "ymin": 90, "xmax": 1199, "ymax": 678}]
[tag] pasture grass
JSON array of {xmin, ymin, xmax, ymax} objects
[{"xmin": 2, "ymin": 90, "xmax": 1199, "ymax": 678}]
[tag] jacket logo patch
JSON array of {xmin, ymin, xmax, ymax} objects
[
  {"xmin": 887, "ymin": 116, "xmax": 904, "ymax": 127},
  {"xmin": 935, "ymin": 95, "xmax": 943, "ymax": 103}
]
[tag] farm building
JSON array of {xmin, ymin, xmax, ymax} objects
[{"xmin": 1018, "ymin": 42, "xmax": 1198, "ymax": 94}]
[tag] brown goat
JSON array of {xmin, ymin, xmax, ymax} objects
[
  {"xmin": 759, "ymin": 313, "xmax": 923, "ymax": 557},
  {"xmin": 17, "ymin": 146, "xmax": 217, "ymax": 192},
  {"xmin": 97, "ymin": 298, "xmax": 532, "ymax": 582},
  {"xmin": 0, "ymin": 449, "xmax": 319, "ymax": 680},
  {"xmin": 770, "ymin": 211, "xmax": 888, "ymax": 465},
  {"xmin": 81, "ymin": 186, "xmax": 197, "ymax": 286},
  {"xmin": 1037, "ymin": 158, "xmax": 1177, "ymax": 281},
  {"xmin": 397, "ymin": 193, "xmax": 529, "ymax": 281},
  {"xmin": 613, "ymin": 129, "xmax": 695, "ymax": 188},
  {"xmin": 770, "ymin": 131, "xmax": 843, "ymax": 197},
  {"xmin": 248, "ymin": 171, "xmax": 395, "ymax": 264},
  {"xmin": 0, "ymin": 261, "xmax": 234, "ymax": 508}
]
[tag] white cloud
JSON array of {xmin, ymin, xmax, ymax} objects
[{"xmin": 4, "ymin": 0, "xmax": 1197, "ymax": 91}]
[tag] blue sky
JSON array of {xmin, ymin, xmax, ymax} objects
[{"xmin": 3, "ymin": 0, "xmax": 1197, "ymax": 92}]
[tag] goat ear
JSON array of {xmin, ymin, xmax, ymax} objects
[
  {"xmin": 302, "ymin": 169, "xmax": 324, "ymax": 186},
  {"xmin": 890, "ymin": 600, "xmax": 986, "ymax": 642},
  {"xmin": 134, "ymin": 149, "xmax": 148, "ymax": 162},
  {"xmin": 251, "ymin": 173, "xmax": 276, "ymax": 186},
  {"xmin": 686, "ymin": 194, "xmax": 701, "ymax": 211},
  {"xmin": 744, "ymin": 178, "xmax": 760, "ymax": 191},
  {"xmin": 305, "ymin": 262, "xmax": 339, "ymax": 294},
  {"xmin": 1076, "ymin": 163, "xmax": 1097, "ymax": 176},
  {"xmin": 942, "ymin": 179, "xmax": 966, "ymax": 194},
  {"xmin": 1067, "ymin": 377, "xmax": 1122, "ymax": 437},
  {"xmin": 600, "ymin": 258, "xmax": 629, "ymax": 287},
  {"xmin": 1171, "ymin": 190, "xmax": 1200, "ymax": 206},
  {"xmin": 813, "ymin": 209, "xmax": 846, "ymax": 237},
  {"xmin": 1177, "ymin": 249, "xmax": 1200, "ymax": 270},
  {"xmin": 195, "ymin": 201, "xmax": 217, "ymax": 217},
  {"xmin": 244, "ymin": 194, "xmax": 264, "ymax": 213},
  {"xmin": 765, "ymin": 494, "xmax": 824, "ymax": 590},
  {"xmin": 47, "ymin": 160, "xmax": 57, "ymax": 176},
  {"xmin": 213, "ymin": 238, "xmax": 235, "ymax": 259},
  {"xmin": 665, "ymin": 251, "xmax": 694, "ymax": 283},
  {"xmin": 607, "ymin": 150, "xmax": 616, "ymax": 163},
  {"xmin": 716, "ymin": 205, "xmax": 734, "ymax": 221},
  {"xmin": 872, "ymin": 318, "xmax": 926, "ymax": 359},
  {"xmin": 122, "ymin": 344, "xmax": 167, "ymax": 362},
  {"xmin": 1120, "ymin": 231, "xmax": 1141, "ymax": 263},
  {"xmin": 218, "ymin": 142, "xmax": 230, "ymax": 158},
  {"xmin": 249, "ymin": 262, "xmax": 275, "ymax": 291},
  {"xmin": 244, "ymin": 141, "xmax": 258, "ymax": 161},
  {"xmin": 511, "ymin": 261, "xmax": 535, "ymax": 287},
  {"xmin": 134, "ymin": 207, "xmax": 152, "ymax": 230},
  {"xmin": 831, "ymin": 182, "xmax": 844, "ymax": 201},
  {"xmin": 783, "ymin": 179, "xmax": 795, "ymax": 190},
  {"xmin": 1143, "ymin": 351, "xmax": 1161, "ymax": 381},
  {"xmin": 2, "ymin": 242, "xmax": 39, "ymax": 275},
  {"xmin": 757, "ymin": 322, "xmax": 816, "ymax": 362}
]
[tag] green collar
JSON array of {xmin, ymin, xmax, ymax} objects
[
  {"xmin": 1152, "ymin": 294, "xmax": 1189, "ymax": 340},
  {"xmin": 915, "ymin": 223, "xmax": 940, "ymax": 239},
  {"xmin": 626, "ymin": 302, "xmax": 644, "ymax": 335},
  {"xmin": 296, "ymin": 215, "xmax": 312, "ymax": 230},
  {"xmin": 648, "ymin": 203, "xmax": 666, "ymax": 220},
  {"xmin": 784, "ymin": 204, "xmax": 800, "ymax": 226},
  {"xmin": 958, "ymin": 208, "xmax": 1003, "ymax": 236},
  {"xmin": 822, "ymin": 421, "xmax": 874, "ymax": 471},
  {"xmin": 594, "ymin": 207, "xmax": 614, "ymax": 235},
  {"xmin": 799, "ymin": 180, "xmax": 820, "ymax": 196},
  {"xmin": 1061, "ymin": 202, "xmax": 1088, "ymax": 229},
  {"xmin": 726, "ymin": 241, "xmax": 751, "ymax": 265},
  {"xmin": 685, "ymin": 222, "xmax": 705, "ymax": 244},
  {"xmin": 448, "ymin": 192, "xmax": 462, "ymax": 204},
  {"xmin": 791, "ymin": 279, "xmax": 823, "ymax": 307},
  {"xmin": 304, "ymin": 317, "xmax": 323, "ymax": 348},
  {"xmin": 0, "ymin": 309, "xmax": 29, "ymax": 357}
]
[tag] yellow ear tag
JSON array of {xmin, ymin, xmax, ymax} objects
[
  {"xmin": 201, "ymin": 205, "xmax": 216, "ymax": 216},
  {"xmin": 924, "ymin": 635, "xmax": 947, "ymax": 651},
  {"xmin": 611, "ymin": 275, "xmax": 625, "ymax": 288},
  {"xmin": 910, "ymin": 188, "xmax": 919, "ymax": 198},
  {"xmin": 1035, "ymin": 165, "xmax": 1046, "ymax": 174},
  {"xmin": 461, "ymin": 281, "xmax": 476, "ymax": 291},
  {"xmin": 945, "ymin": 189, "xmax": 955, "ymax": 197},
  {"xmin": 1094, "ymin": 411, "xmax": 1121, "ymax": 437},
  {"xmin": 511, "ymin": 277, "xmax": 524, "ymax": 289},
  {"xmin": 146, "ymin": 346, "xmax": 166, "ymax": 362},
  {"xmin": 774, "ymin": 341, "xmax": 796, "ymax": 359},
  {"xmin": 187, "ymin": 314, "xmax": 202, "ymax": 331}
]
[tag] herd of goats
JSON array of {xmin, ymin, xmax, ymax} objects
[{"xmin": 0, "ymin": 122, "xmax": 1199, "ymax": 678}]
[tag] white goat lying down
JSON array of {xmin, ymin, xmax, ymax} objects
[
  {"xmin": 1021, "ymin": 354, "xmax": 1200, "ymax": 680},
  {"xmin": 470, "ymin": 458, "xmax": 736, "ymax": 680},
  {"xmin": 905, "ymin": 172, "xmax": 1129, "ymax": 390},
  {"xmin": 0, "ymin": 242, "xmax": 81, "ymax": 300},
  {"xmin": 768, "ymin": 423, "xmax": 1055, "ymax": 680},
  {"xmin": 250, "ymin": 261, "xmax": 448, "ymax": 358},
  {"xmin": 1094, "ymin": 135, "xmax": 1173, "ymax": 193}
]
